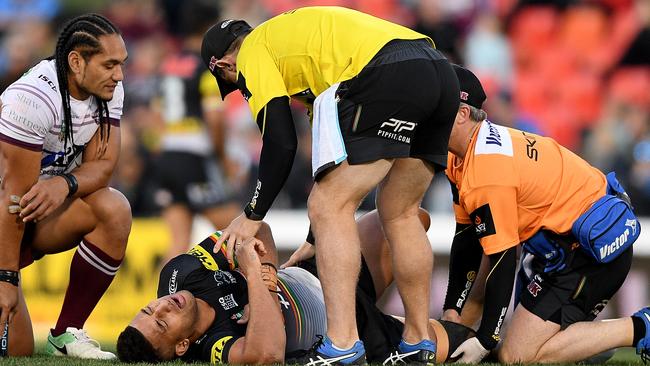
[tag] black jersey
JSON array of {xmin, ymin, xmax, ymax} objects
[
  {"xmin": 158, "ymin": 233, "xmax": 326, "ymax": 364},
  {"xmin": 158, "ymin": 49, "xmax": 222, "ymax": 155}
]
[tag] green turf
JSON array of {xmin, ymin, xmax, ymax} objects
[{"xmin": 0, "ymin": 347, "xmax": 643, "ymax": 365}]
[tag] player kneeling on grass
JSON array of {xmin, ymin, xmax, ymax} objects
[
  {"xmin": 440, "ymin": 64, "xmax": 649, "ymax": 364},
  {"xmin": 0, "ymin": 14, "xmax": 130, "ymax": 359},
  {"xmin": 117, "ymin": 210, "xmax": 475, "ymax": 364}
]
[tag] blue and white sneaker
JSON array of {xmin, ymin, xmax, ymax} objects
[
  {"xmin": 289, "ymin": 335, "xmax": 366, "ymax": 366},
  {"xmin": 634, "ymin": 307, "xmax": 650, "ymax": 363},
  {"xmin": 383, "ymin": 339, "xmax": 436, "ymax": 365}
]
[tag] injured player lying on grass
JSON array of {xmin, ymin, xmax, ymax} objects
[{"xmin": 116, "ymin": 209, "xmax": 475, "ymax": 364}]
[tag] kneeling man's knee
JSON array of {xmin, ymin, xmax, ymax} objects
[{"xmin": 86, "ymin": 187, "xmax": 132, "ymax": 234}]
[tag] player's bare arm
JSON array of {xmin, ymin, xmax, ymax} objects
[
  {"xmin": 17, "ymin": 124, "xmax": 121, "ymax": 223},
  {"xmin": 226, "ymin": 238, "xmax": 285, "ymax": 364},
  {"xmin": 0, "ymin": 141, "xmax": 41, "ymax": 326}
]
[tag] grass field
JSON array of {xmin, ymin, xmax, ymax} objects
[{"xmin": 0, "ymin": 347, "xmax": 643, "ymax": 365}]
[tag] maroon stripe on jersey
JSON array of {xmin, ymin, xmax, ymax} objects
[
  {"xmin": 0, "ymin": 132, "xmax": 42, "ymax": 151},
  {"xmin": 108, "ymin": 118, "xmax": 120, "ymax": 127},
  {"xmin": 0, "ymin": 117, "xmax": 41, "ymax": 137},
  {"xmin": 10, "ymin": 83, "xmax": 59, "ymax": 120}
]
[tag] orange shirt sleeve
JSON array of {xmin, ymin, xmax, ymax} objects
[{"xmin": 462, "ymin": 185, "xmax": 520, "ymax": 255}]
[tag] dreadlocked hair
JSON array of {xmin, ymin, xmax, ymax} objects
[{"xmin": 50, "ymin": 13, "xmax": 120, "ymax": 156}]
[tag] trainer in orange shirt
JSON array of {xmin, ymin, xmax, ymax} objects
[{"xmin": 440, "ymin": 65, "xmax": 647, "ymax": 364}]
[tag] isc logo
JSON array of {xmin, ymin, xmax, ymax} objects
[{"xmin": 380, "ymin": 118, "xmax": 416, "ymax": 133}]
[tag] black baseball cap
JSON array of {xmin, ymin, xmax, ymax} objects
[
  {"xmin": 201, "ymin": 19, "xmax": 252, "ymax": 99},
  {"xmin": 452, "ymin": 64, "xmax": 487, "ymax": 109}
]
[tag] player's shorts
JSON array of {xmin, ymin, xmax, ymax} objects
[
  {"xmin": 19, "ymin": 223, "xmax": 44, "ymax": 269},
  {"xmin": 155, "ymin": 151, "xmax": 234, "ymax": 211},
  {"xmin": 335, "ymin": 39, "xmax": 460, "ymax": 173},
  {"xmin": 516, "ymin": 245, "xmax": 633, "ymax": 329},
  {"xmin": 295, "ymin": 256, "xmax": 473, "ymax": 362}
]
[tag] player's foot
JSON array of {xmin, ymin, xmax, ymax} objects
[
  {"xmin": 383, "ymin": 339, "xmax": 437, "ymax": 365},
  {"xmin": 634, "ymin": 307, "xmax": 650, "ymax": 363},
  {"xmin": 46, "ymin": 327, "xmax": 116, "ymax": 360},
  {"xmin": 289, "ymin": 335, "xmax": 367, "ymax": 365}
]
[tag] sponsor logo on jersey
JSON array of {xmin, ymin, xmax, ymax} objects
[
  {"xmin": 456, "ymin": 270, "xmax": 477, "ymax": 308},
  {"xmin": 485, "ymin": 123, "xmax": 502, "ymax": 146},
  {"xmin": 210, "ymin": 336, "xmax": 233, "ymax": 363},
  {"xmin": 377, "ymin": 118, "xmax": 417, "ymax": 144},
  {"xmin": 469, "ymin": 204, "xmax": 496, "ymax": 239},
  {"xmin": 41, "ymin": 144, "xmax": 85, "ymax": 175},
  {"xmin": 522, "ymin": 131, "xmax": 539, "ymax": 161},
  {"xmin": 38, "ymin": 74, "xmax": 57, "ymax": 91},
  {"xmin": 492, "ymin": 307, "xmax": 507, "ymax": 342},
  {"xmin": 187, "ymin": 244, "xmax": 219, "ymax": 271},
  {"xmin": 214, "ymin": 270, "xmax": 237, "ymax": 286},
  {"xmin": 219, "ymin": 294, "xmax": 238, "ymax": 310},
  {"xmin": 168, "ymin": 269, "xmax": 178, "ymax": 294},
  {"xmin": 600, "ymin": 228, "xmax": 631, "ymax": 260},
  {"xmin": 474, "ymin": 122, "xmax": 513, "ymax": 156},
  {"xmin": 250, "ymin": 180, "xmax": 261, "ymax": 209}
]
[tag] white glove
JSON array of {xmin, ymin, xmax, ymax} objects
[{"xmin": 450, "ymin": 337, "xmax": 490, "ymax": 364}]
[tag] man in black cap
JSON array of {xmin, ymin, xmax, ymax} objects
[
  {"xmin": 200, "ymin": 6, "xmax": 460, "ymax": 365},
  {"xmin": 441, "ymin": 64, "xmax": 649, "ymax": 364}
]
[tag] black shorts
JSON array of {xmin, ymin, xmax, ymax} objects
[
  {"xmin": 336, "ymin": 39, "xmax": 460, "ymax": 172},
  {"xmin": 517, "ymin": 246, "xmax": 633, "ymax": 329},
  {"xmin": 296, "ymin": 256, "xmax": 473, "ymax": 362},
  {"xmin": 156, "ymin": 151, "xmax": 234, "ymax": 211}
]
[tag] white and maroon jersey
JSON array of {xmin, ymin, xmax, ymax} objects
[{"xmin": 0, "ymin": 59, "xmax": 123, "ymax": 179}]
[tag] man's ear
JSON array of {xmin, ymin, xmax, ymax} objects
[
  {"xmin": 215, "ymin": 58, "xmax": 234, "ymax": 72},
  {"xmin": 68, "ymin": 50, "xmax": 84, "ymax": 75},
  {"xmin": 175, "ymin": 338, "xmax": 191, "ymax": 357},
  {"xmin": 458, "ymin": 104, "xmax": 471, "ymax": 121}
]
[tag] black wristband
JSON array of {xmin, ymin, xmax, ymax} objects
[
  {"xmin": 0, "ymin": 270, "xmax": 19, "ymax": 287},
  {"xmin": 244, "ymin": 203, "xmax": 264, "ymax": 221},
  {"xmin": 61, "ymin": 173, "xmax": 78, "ymax": 197}
]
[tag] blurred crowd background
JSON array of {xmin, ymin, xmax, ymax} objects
[
  {"xmin": 1, "ymin": 0, "xmax": 647, "ymax": 217},
  {"xmin": 3, "ymin": 0, "xmax": 649, "ymax": 342}
]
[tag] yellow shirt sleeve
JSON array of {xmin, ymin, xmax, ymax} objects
[{"xmin": 237, "ymin": 43, "xmax": 290, "ymax": 121}]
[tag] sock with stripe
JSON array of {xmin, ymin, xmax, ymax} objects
[{"xmin": 51, "ymin": 240, "xmax": 122, "ymax": 336}]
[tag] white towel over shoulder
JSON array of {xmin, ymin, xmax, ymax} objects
[{"xmin": 311, "ymin": 83, "xmax": 347, "ymax": 178}]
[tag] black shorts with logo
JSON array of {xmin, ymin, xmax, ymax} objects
[
  {"xmin": 517, "ymin": 246, "xmax": 633, "ymax": 329},
  {"xmin": 335, "ymin": 39, "xmax": 460, "ymax": 172},
  {"xmin": 156, "ymin": 151, "xmax": 234, "ymax": 212}
]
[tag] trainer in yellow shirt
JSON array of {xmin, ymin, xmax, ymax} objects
[
  {"xmin": 201, "ymin": 6, "xmax": 461, "ymax": 364},
  {"xmin": 441, "ymin": 65, "xmax": 643, "ymax": 365}
]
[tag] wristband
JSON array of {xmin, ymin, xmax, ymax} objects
[
  {"xmin": 244, "ymin": 203, "xmax": 264, "ymax": 221},
  {"xmin": 61, "ymin": 173, "xmax": 78, "ymax": 197},
  {"xmin": 0, "ymin": 270, "xmax": 19, "ymax": 287}
]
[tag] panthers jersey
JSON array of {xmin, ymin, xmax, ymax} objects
[
  {"xmin": 446, "ymin": 121, "xmax": 606, "ymax": 254},
  {"xmin": 158, "ymin": 233, "xmax": 326, "ymax": 364},
  {"xmin": 235, "ymin": 6, "xmax": 432, "ymax": 120},
  {"xmin": 0, "ymin": 59, "xmax": 123, "ymax": 178},
  {"xmin": 158, "ymin": 49, "xmax": 222, "ymax": 156}
]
